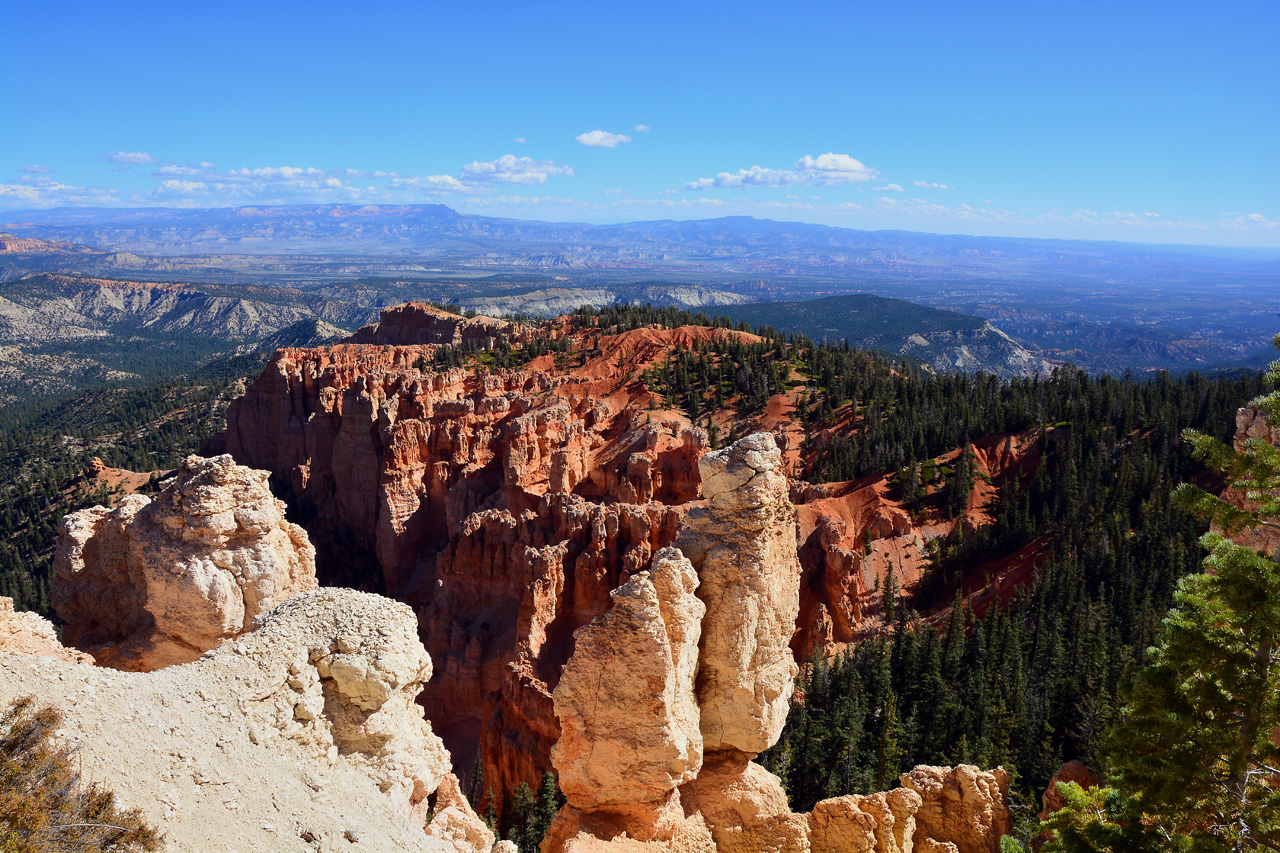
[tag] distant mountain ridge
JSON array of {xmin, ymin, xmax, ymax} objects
[
  {"xmin": 719, "ymin": 294, "xmax": 1054, "ymax": 379},
  {"xmin": 7, "ymin": 204, "xmax": 1277, "ymax": 265}
]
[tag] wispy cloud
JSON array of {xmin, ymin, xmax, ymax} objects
[
  {"xmin": 683, "ymin": 152, "xmax": 878, "ymax": 190},
  {"xmin": 459, "ymin": 154, "xmax": 573, "ymax": 184},
  {"xmin": 105, "ymin": 151, "xmax": 159, "ymax": 170},
  {"xmin": 913, "ymin": 180, "xmax": 953, "ymax": 190},
  {"xmin": 874, "ymin": 183, "xmax": 905, "ymax": 192},
  {"xmin": 633, "ymin": 124, "xmax": 651, "ymax": 133},
  {"xmin": 0, "ymin": 152, "xmax": 577, "ymax": 209},
  {"xmin": 576, "ymin": 129, "xmax": 632, "ymax": 148},
  {"xmin": 513, "ymin": 137, "xmax": 527, "ymax": 144},
  {"xmin": 18, "ymin": 165, "xmax": 53, "ymax": 174}
]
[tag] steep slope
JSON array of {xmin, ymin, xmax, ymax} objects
[{"xmin": 0, "ymin": 273, "xmax": 357, "ymax": 401}]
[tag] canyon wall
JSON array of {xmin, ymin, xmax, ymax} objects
[
  {"xmin": 220, "ymin": 306, "xmax": 738, "ymax": 802},
  {"xmin": 217, "ymin": 303, "xmax": 1037, "ymax": 805}
]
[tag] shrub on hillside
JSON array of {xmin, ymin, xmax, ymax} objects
[{"xmin": 0, "ymin": 696, "xmax": 159, "ymax": 852}]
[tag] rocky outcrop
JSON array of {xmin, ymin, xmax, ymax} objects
[
  {"xmin": 0, "ymin": 588, "xmax": 492, "ymax": 852},
  {"xmin": 677, "ymin": 433, "xmax": 801, "ymax": 756},
  {"xmin": 346, "ymin": 301, "xmax": 530, "ymax": 348},
  {"xmin": 540, "ymin": 435, "xmax": 1010, "ymax": 853},
  {"xmin": 51, "ymin": 454, "xmax": 317, "ymax": 671},
  {"xmin": 1039, "ymin": 760, "xmax": 1098, "ymax": 821},
  {"xmin": 807, "ymin": 788, "xmax": 921, "ymax": 853},
  {"xmin": 0, "ymin": 597, "xmax": 92, "ymax": 664},
  {"xmin": 902, "ymin": 765, "xmax": 1012, "ymax": 853},
  {"xmin": 551, "ymin": 548, "xmax": 704, "ymax": 811},
  {"xmin": 546, "ymin": 549, "xmax": 706, "ymax": 848},
  {"xmin": 1222, "ymin": 403, "xmax": 1280, "ymax": 556}
]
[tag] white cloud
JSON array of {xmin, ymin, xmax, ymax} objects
[
  {"xmin": 459, "ymin": 154, "xmax": 573, "ymax": 184},
  {"xmin": 914, "ymin": 180, "xmax": 953, "ymax": 189},
  {"xmin": 633, "ymin": 124, "xmax": 651, "ymax": 133},
  {"xmin": 875, "ymin": 183, "xmax": 905, "ymax": 192},
  {"xmin": 684, "ymin": 152, "xmax": 878, "ymax": 190},
  {"xmin": 106, "ymin": 151, "xmax": 158, "ymax": 167},
  {"xmin": 598, "ymin": 187, "xmax": 629, "ymax": 197},
  {"xmin": 18, "ymin": 165, "xmax": 53, "ymax": 174},
  {"xmin": 683, "ymin": 165, "xmax": 801, "ymax": 190},
  {"xmin": 154, "ymin": 163, "xmax": 206, "ymax": 177},
  {"xmin": 155, "ymin": 179, "xmax": 209, "ymax": 195},
  {"xmin": 794, "ymin": 153, "xmax": 877, "ymax": 185},
  {"xmin": 514, "ymin": 137, "xmax": 527, "ymax": 144},
  {"xmin": 388, "ymin": 174, "xmax": 469, "ymax": 192},
  {"xmin": 1221, "ymin": 212, "xmax": 1280, "ymax": 230},
  {"xmin": 575, "ymin": 129, "xmax": 632, "ymax": 148}
]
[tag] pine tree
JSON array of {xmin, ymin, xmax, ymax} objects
[{"xmin": 1044, "ymin": 351, "xmax": 1280, "ymax": 851}]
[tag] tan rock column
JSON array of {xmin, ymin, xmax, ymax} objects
[{"xmin": 547, "ymin": 548, "xmax": 706, "ymax": 846}]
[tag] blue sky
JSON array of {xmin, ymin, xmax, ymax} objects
[{"xmin": 2, "ymin": 0, "xmax": 1277, "ymax": 245}]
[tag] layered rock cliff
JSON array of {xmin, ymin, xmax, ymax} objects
[
  {"xmin": 51, "ymin": 454, "xmax": 317, "ymax": 670},
  {"xmin": 219, "ymin": 306, "xmax": 748, "ymax": 801},
  {"xmin": 0, "ymin": 588, "xmax": 494, "ymax": 852}
]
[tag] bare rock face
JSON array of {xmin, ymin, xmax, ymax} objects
[
  {"xmin": 808, "ymin": 788, "xmax": 922, "ymax": 853},
  {"xmin": 346, "ymin": 302, "xmax": 529, "ymax": 348},
  {"xmin": 0, "ymin": 588, "xmax": 492, "ymax": 852},
  {"xmin": 551, "ymin": 547, "xmax": 705, "ymax": 812},
  {"xmin": 678, "ymin": 752, "xmax": 810, "ymax": 853},
  {"xmin": 0, "ymin": 597, "xmax": 92, "ymax": 664},
  {"xmin": 1220, "ymin": 403, "xmax": 1280, "ymax": 556},
  {"xmin": 677, "ymin": 432, "xmax": 801, "ymax": 756},
  {"xmin": 1039, "ymin": 760, "xmax": 1098, "ymax": 820},
  {"xmin": 51, "ymin": 454, "xmax": 317, "ymax": 671},
  {"xmin": 901, "ymin": 765, "xmax": 1012, "ymax": 853},
  {"xmin": 220, "ymin": 322, "xmax": 726, "ymax": 803}
]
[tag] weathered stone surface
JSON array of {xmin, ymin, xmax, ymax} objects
[
  {"xmin": 221, "ymin": 322, "xmax": 722, "ymax": 805},
  {"xmin": 1039, "ymin": 760, "xmax": 1098, "ymax": 820},
  {"xmin": 552, "ymin": 547, "xmax": 705, "ymax": 811},
  {"xmin": 346, "ymin": 302, "xmax": 529, "ymax": 348},
  {"xmin": 678, "ymin": 751, "xmax": 810, "ymax": 853},
  {"xmin": 808, "ymin": 788, "xmax": 922, "ymax": 853},
  {"xmin": 901, "ymin": 765, "xmax": 1012, "ymax": 853},
  {"xmin": 51, "ymin": 454, "xmax": 316, "ymax": 671},
  {"xmin": 0, "ymin": 588, "xmax": 491, "ymax": 852},
  {"xmin": 0, "ymin": 597, "xmax": 92, "ymax": 664},
  {"xmin": 677, "ymin": 432, "xmax": 801, "ymax": 756}
]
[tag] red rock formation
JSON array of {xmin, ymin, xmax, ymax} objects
[
  {"xmin": 791, "ymin": 429, "xmax": 1044, "ymax": 659},
  {"xmin": 1219, "ymin": 402, "xmax": 1280, "ymax": 556},
  {"xmin": 1039, "ymin": 760, "xmax": 1098, "ymax": 821},
  {"xmin": 346, "ymin": 302, "xmax": 530, "ymax": 348},
  {"xmin": 219, "ymin": 306, "xmax": 754, "ymax": 803}
]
